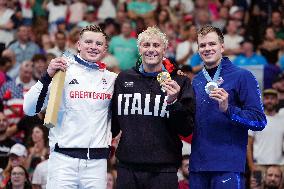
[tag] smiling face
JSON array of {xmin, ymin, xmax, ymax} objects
[
  {"xmin": 32, "ymin": 126, "xmax": 44, "ymax": 143},
  {"xmin": 10, "ymin": 166, "xmax": 27, "ymax": 188},
  {"xmin": 77, "ymin": 31, "xmax": 107, "ymax": 62},
  {"xmin": 198, "ymin": 32, "xmax": 224, "ymax": 68},
  {"xmin": 139, "ymin": 35, "xmax": 166, "ymax": 69}
]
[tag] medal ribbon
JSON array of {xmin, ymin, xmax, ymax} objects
[
  {"xmin": 139, "ymin": 63, "xmax": 167, "ymax": 77},
  {"xmin": 202, "ymin": 61, "xmax": 222, "ymax": 83},
  {"xmin": 74, "ymin": 55, "xmax": 106, "ymax": 69}
]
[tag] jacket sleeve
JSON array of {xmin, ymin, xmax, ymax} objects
[
  {"xmin": 167, "ymin": 77, "xmax": 195, "ymax": 137},
  {"xmin": 225, "ymin": 70, "xmax": 267, "ymax": 131},
  {"xmin": 23, "ymin": 72, "xmax": 52, "ymax": 116},
  {"xmin": 111, "ymin": 77, "xmax": 121, "ymax": 138}
]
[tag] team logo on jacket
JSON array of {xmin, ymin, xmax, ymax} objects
[
  {"xmin": 117, "ymin": 93, "xmax": 169, "ymax": 118},
  {"xmin": 102, "ymin": 78, "xmax": 107, "ymax": 89},
  {"xmin": 217, "ymin": 77, "xmax": 224, "ymax": 86},
  {"xmin": 124, "ymin": 82, "xmax": 134, "ymax": 88}
]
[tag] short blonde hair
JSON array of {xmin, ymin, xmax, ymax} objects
[{"xmin": 137, "ymin": 27, "xmax": 168, "ymax": 48}]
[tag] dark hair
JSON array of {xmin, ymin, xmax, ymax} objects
[
  {"xmin": 31, "ymin": 54, "xmax": 47, "ymax": 63},
  {"xmin": 0, "ymin": 56, "xmax": 12, "ymax": 67},
  {"xmin": 79, "ymin": 25, "xmax": 109, "ymax": 41},
  {"xmin": 28, "ymin": 125, "xmax": 49, "ymax": 148},
  {"xmin": 197, "ymin": 25, "xmax": 224, "ymax": 43},
  {"xmin": 182, "ymin": 154, "xmax": 190, "ymax": 161},
  {"xmin": 55, "ymin": 31, "xmax": 66, "ymax": 39},
  {"xmin": 180, "ymin": 65, "xmax": 193, "ymax": 73},
  {"xmin": 5, "ymin": 165, "xmax": 32, "ymax": 189}
]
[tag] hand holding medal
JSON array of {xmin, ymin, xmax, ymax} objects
[
  {"xmin": 157, "ymin": 72, "xmax": 181, "ymax": 104},
  {"xmin": 157, "ymin": 72, "xmax": 171, "ymax": 92}
]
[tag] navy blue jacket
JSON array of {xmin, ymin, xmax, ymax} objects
[{"xmin": 190, "ymin": 57, "xmax": 267, "ymax": 173}]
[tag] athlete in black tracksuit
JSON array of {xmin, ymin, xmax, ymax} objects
[{"xmin": 111, "ymin": 59, "xmax": 195, "ymax": 189}]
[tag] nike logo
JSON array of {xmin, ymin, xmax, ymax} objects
[{"xmin": 222, "ymin": 178, "xmax": 232, "ymax": 183}]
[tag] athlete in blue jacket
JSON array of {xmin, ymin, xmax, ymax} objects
[{"xmin": 189, "ymin": 25, "xmax": 267, "ymax": 189}]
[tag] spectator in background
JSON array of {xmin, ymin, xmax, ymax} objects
[
  {"xmin": 67, "ymin": 27, "xmax": 80, "ymax": 54},
  {"xmin": 109, "ymin": 21, "xmax": 138, "ymax": 71},
  {"xmin": 272, "ymin": 73, "xmax": 284, "ymax": 110},
  {"xmin": 180, "ymin": 65, "xmax": 195, "ymax": 82},
  {"xmin": 101, "ymin": 18, "xmax": 120, "ymax": 39},
  {"xmin": 5, "ymin": 165, "xmax": 32, "ymax": 189},
  {"xmin": 258, "ymin": 27, "xmax": 282, "ymax": 89},
  {"xmin": 176, "ymin": 24, "xmax": 198, "ymax": 65},
  {"xmin": 39, "ymin": 34, "xmax": 53, "ymax": 54},
  {"xmin": 77, "ymin": 6, "xmax": 98, "ymax": 29},
  {"xmin": 54, "ymin": 18, "xmax": 67, "ymax": 35},
  {"xmin": 31, "ymin": 0, "xmax": 46, "ymax": 18},
  {"xmin": 97, "ymin": 0, "xmax": 116, "ymax": 21},
  {"xmin": 18, "ymin": 0, "xmax": 33, "ymax": 26},
  {"xmin": 0, "ymin": 0, "xmax": 14, "ymax": 47},
  {"xmin": 247, "ymin": 89, "xmax": 284, "ymax": 180},
  {"xmin": 233, "ymin": 40, "xmax": 267, "ymax": 66},
  {"xmin": 212, "ymin": 6, "xmax": 229, "ymax": 31},
  {"xmin": 8, "ymin": 25, "xmax": 40, "ymax": 78},
  {"xmin": 194, "ymin": 9, "xmax": 211, "ymax": 29},
  {"xmin": 31, "ymin": 54, "xmax": 48, "ymax": 81},
  {"xmin": 223, "ymin": 19, "xmax": 243, "ymax": 61},
  {"xmin": 5, "ymin": 112, "xmax": 44, "ymax": 147},
  {"xmin": 0, "ymin": 143, "xmax": 28, "ymax": 188},
  {"xmin": 46, "ymin": 31, "xmax": 75, "ymax": 57},
  {"xmin": 270, "ymin": 11, "xmax": 284, "ymax": 40},
  {"xmin": 32, "ymin": 156, "xmax": 48, "ymax": 189},
  {"xmin": 25, "ymin": 125, "xmax": 48, "ymax": 175},
  {"xmin": 116, "ymin": 3, "xmax": 128, "ymax": 25},
  {"xmin": 127, "ymin": 0, "xmax": 155, "ymax": 20},
  {"xmin": 0, "ymin": 111, "xmax": 15, "ymax": 169},
  {"xmin": 263, "ymin": 165, "xmax": 282, "ymax": 189},
  {"xmin": 31, "ymin": 17, "xmax": 49, "ymax": 51},
  {"xmin": 0, "ymin": 60, "xmax": 35, "ymax": 142},
  {"xmin": 178, "ymin": 155, "xmax": 190, "ymax": 189},
  {"xmin": 1, "ymin": 49, "xmax": 15, "ymax": 82},
  {"xmin": 0, "ymin": 57, "xmax": 12, "ymax": 88},
  {"xmin": 258, "ymin": 27, "xmax": 281, "ymax": 65},
  {"xmin": 68, "ymin": 0, "xmax": 87, "ymax": 28},
  {"xmin": 42, "ymin": 0, "xmax": 67, "ymax": 34}
]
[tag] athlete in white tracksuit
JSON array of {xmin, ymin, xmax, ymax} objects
[{"xmin": 23, "ymin": 25, "xmax": 117, "ymax": 189}]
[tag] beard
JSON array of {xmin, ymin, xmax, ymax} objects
[
  {"xmin": 264, "ymin": 182, "xmax": 280, "ymax": 189},
  {"xmin": 264, "ymin": 104, "xmax": 277, "ymax": 112}
]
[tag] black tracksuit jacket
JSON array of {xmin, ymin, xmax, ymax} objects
[{"xmin": 112, "ymin": 67, "xmax": 195, "ymax": 171}]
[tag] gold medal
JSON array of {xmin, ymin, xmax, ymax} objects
[
  {"xmin": 157, "ymin": 72, "xmax": 171, "ymax": 84},
  {"xmin": 157, "ymin": 72, "xmax": 171, "ymax": 92}
]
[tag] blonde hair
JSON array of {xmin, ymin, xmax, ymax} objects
[{"xmin": 137, "ymin": 26, "xmax": 168, "ymax": 48}]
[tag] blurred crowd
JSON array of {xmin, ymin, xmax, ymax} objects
[{"xmin": 0, "ymin": 0, "xmax": 284, "ymax": 188}]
